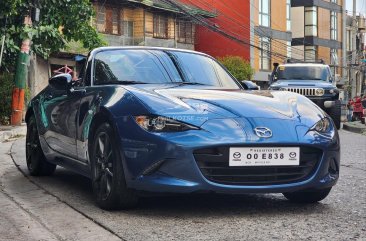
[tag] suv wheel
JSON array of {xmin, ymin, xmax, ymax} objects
[
  {"xmin": 283, "ymin": 188, "xmax": 332, "ymax": 203},
  {"xmin": 327, "ymin": 100, "xmax": 341, "ymax": 130}
]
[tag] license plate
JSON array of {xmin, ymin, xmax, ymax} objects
[{"xmin": 229, "ymin": 147, "xmax": 300, "ymax": 166}]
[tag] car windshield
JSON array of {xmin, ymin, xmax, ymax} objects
[
  {"xmin": 93, "ymin": 49, "xmax": 240, "ymax": 88},
  {"xmin": 276, "ymin": 66, "xmax": 330, "ymax": 81}
]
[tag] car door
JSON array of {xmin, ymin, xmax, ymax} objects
[{"xmin": 42, "ymin": 80, "xmax": 84, "ymax": 159}]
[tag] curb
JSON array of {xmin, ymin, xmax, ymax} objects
[
  {"xmin": 0, "ymin": 125, "xmax": 27, "ymax": 142},
  {"xmin": 342, "ymin": 122, "xmax": 366, "ymax": 134}
]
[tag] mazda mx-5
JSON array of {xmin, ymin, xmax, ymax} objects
[{"xmin": 26, "ymin": 47, "xmax": 340, "ymax": 209}]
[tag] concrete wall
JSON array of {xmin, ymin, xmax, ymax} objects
[
  {"xmin": 28, "ymin": 55, "xmax": 49, "ymax": 97},
  {"xmin": 291, "ymin": 7, "xmax": 304, "ymax": 38}
]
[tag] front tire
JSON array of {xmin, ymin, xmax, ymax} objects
[
  {"xmin": 283, "ymin": 187, "xmax": 332, "ymax": 203},
  {"xmin": 327, "ymin": 100, "xmax": 341, "ymax": 130},
  {"xmin": 26, "ymin": 115, "xmax": 56, "ymax": 176},
  {"xmin": 90, "ymin": 122, "xmax": 138, "ymax": 210}
]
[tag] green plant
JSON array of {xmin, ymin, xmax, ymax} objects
[
  {"xmin": 0, "ymin": 73, "xmax": 14, "ymax": 125},
  {"xmin": 0, "ymin": 0, "xmax": 105, "ymax": 72},
  {"xmin": 218, "ymin": 56, "xmax": 254, "ymax": 80}
]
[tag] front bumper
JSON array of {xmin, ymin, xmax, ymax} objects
[{"xmin": 116, "ymin": 117, "xmax": 340, "ymax": 194}]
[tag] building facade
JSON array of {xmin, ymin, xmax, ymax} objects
[
  {"xmin": 291, "ymin": 0, "xmax": 344, "ymax": 83},
  {"xmin": 345, "ymin": 14, "xmax": 366, "ymax": 98},
  {"xmin": 92, "ymin": 0, "xmax": 214, "ymax": 50},
  {"xmin": 251, "ymin": 0, "xmax": 292, "ymax": 84},
  {"xmin": 179, "ymin": 0, "xmax": 251, "ymax": 61}
]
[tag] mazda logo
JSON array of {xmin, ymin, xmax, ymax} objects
[
  {"xmin": 254, "ymin": 127, "xmax": 272, "ymax": 138},
  {"xmin": 233, "ymin": 152, "xmax": 241, "ymax": 158},
  {"xmin": 289, "ymin": 152, "xmax": 297, "ymax": 158}
]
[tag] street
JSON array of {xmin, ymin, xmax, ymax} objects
[{"xmin": 0, "ymin": 129, "xmax": 365, "ymax": 241}]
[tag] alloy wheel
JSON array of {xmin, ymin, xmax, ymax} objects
[{"xmin": 93, "ymin": 131, "xmax": 114, "ymax": 200}]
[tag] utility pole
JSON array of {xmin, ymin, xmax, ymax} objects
[
  {"xmin": 10, "ymin": 16, "xmax": 32, "ymax": 125},
  {"xmin": 351, "ymin": 0, "xmax": 357, "ymax": 98}
]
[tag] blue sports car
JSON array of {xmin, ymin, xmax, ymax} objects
[{"xmin": 26, "ymin": 47, "xmax": 340, "ymax": 209}]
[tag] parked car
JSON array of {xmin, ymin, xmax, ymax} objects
[
  {"xmin": 269, "ymin": 61, "xmax": 341, "ymax": 129},
  {"xmin": 26, "ymin": 47, "xmax": 340, "ymax": 209}
]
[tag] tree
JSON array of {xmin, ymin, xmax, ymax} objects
[
  {"xmin": 218, "ymin": 56, "xmax": 254, "ymax": 80},
  {"xmin": 0, "ymin": 0, "xmax": 105, "ymax": 72}
]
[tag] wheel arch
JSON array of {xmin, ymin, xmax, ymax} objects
[
  {"xmin": 87, "ymin": 107, "xmax": 120, "ymax": 158},
  {"xmin": 25, "ymin": 104, "xmax": 34, "ymax": 124}
]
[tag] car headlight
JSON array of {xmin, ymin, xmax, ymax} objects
[
  {"xmin": 279, "ymin": 87, "xmax": 287, "ymax": 91},
  {"xmin": 311, "ymin": 117, "xmax": 331, "ymax": 133},
  {"xmin": 315, "ymin": 88, "xmax": 325, "ymax": 96},
  {"xmin": 134, "ymin": 116, "xmax": 199, "ymax": 132}
]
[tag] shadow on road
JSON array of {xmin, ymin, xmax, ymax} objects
[{"xmin": 28, "ymin": 167, "xmax": 331, "ymax": 218}]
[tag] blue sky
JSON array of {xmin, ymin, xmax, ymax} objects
[{"xmin": 345, "ymin": 0, "xmax": 366, "ymax": 15}]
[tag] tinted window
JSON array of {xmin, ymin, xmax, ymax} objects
[
  {"xmin": 171, "ymin": 51, "xmax": 240, "ymax": 88},
  {"xmin": 92, "ymin": 49, "xmax": 240, "ymax": 88},
  {"xmin": 276, "ymin": 66, "xmax": 330, "ymax": 81},
  {"xmin": 93, "ymin": 50, "xmax": 170, "ymax": 85}
]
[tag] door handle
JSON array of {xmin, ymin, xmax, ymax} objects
[
  {"xmin": 69, "ymin": 88, "xmax": 86, "ymax": 95},
  {"xmin": 44, "ymin": 94, "xmax": 53, "ymax": 100}
]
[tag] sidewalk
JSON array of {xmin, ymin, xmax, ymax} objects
[
  {"xmin": 343, "ymin": 121, "xmax": 366, "ymax": 135},
  {"xmin": 0, "ymin": 124, "xmax": 27, "ymax": 142},
  {"xmin": 0, "ymin": 135, "xmax": 121, "ymax": 240}
]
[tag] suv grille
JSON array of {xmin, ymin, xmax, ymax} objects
[
  {"xmin": 283, "ymin": 88, "xmax": 319, "ymax": 96},
  {"xmin": 194, "ymin": 146, "xmax": 322, "ymax": 185}
]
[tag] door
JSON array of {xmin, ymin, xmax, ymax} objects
[{"xmin": 42, "ymin": 86, "xmax": 84, "ymax": 159}]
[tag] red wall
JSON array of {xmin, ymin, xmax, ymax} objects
[{"xmin": 179, "ymin": 0, "xmax": 251, "ymax": 61}]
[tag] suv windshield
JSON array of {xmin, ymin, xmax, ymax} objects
[
  {"xmin": 93, "ymin": 49, "xmax": 240, "ymax": 89},
  {"xmin": 276, "ymin": 65, "xmax": 330, "ymax": 81}
]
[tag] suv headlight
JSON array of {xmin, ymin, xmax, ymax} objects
[
  {"xmin": 315, "ymin": 88, "xmax": 325, "ymax": 96},
  {"xmin": 311, "ymin": 117, "xmax": 331, "ymax": 133},
  {"xmin": 134, "ymin": 116, "xmax": 199, "ymax": 132}
]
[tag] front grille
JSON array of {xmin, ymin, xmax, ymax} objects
[
  {"xmin": 194, "ymin": 146, "xmax": 322, "ymax": 185},
  {"xmin": 283, "ymin": 87, "xmax": 318, "ymax": 96}
]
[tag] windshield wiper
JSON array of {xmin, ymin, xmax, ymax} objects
[
  {"xmin": 177, "ymin": 82, "xmax": 207, "ymax": 86},
  {"xmin": 104, "ymin": 80, "xmax": 148, "ymax": 85}
]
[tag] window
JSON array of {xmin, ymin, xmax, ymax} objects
[
  {"xmin": 95, "ymin": 5, "xmax": 120, "ymax": 35},
  {"xmin": 277, "ymin": 66, "xmax": 330, "ymax": 81},
  {"xmin": 112, "ymin": 8, "xmax": 119, "ymax": 35},
  {"xmin": 93, "ymin": 50, "xmax": 170, "ymax": 85},
  {"xmin": 304, "ymin": 46, "xmax": 317, "ymax": 61},
  {"xmin": 305, "ymin": 7, "xmax": 317, "ymax": 36},
  {"xmin": 259, "ymin": 37, "xmax": 271, "ymax": 70},
  {"xmin": 331, "ymin": 11, "xmax": 337, "ymax": 40},
  {"xmin": 259, "ymin": 0, "xmax": 270, "ymax": 27},
  {"xmin": 123, "ymin": 21, "xmax": 134, "ymax": 37},
  {"xmin": 177, "ymin": 21, "xmax": 194, "ymax": 44},
  {"xmin": 154, "ymin": 15, "xmax": 168, "ymax": 39},
  {"xmin": 330, "ymin": 49, "xmax": 338, "ymax": 75},
  {"xmin": 287, "ymin": 41, "xmax": 291, "ymax": 58},
  {"xmin": 330, "ymin": 0, "xmax": 337, "ymax": 3},
  {"xmin": 96, "ymin": 5, "xmax": 106, "ymax": 33},
  {"xmin": 330, "ymin": 49, "xmax": 339, "ymax": 65},
  {"xmin": 346, "ymin": 30, "xmax": 352, "ymax": 51},
  {"xmin": 286, "ymin": 0, "xmax": 291, "ymax": 31}
]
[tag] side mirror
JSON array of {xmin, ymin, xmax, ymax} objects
[
  {"xmin": 240, "ymin": 80, "xmax": 259, "ymax": 90},
  {"xmin": 49, "ymin": 74, "xmax": 72, "ymax": 91}
]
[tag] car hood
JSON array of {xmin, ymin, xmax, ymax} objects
[
  {"xmin": 271, "ymin": 80, "xmax": 334, "ymax": 88},
  {"xmin": 124, "ymin": 85, "xmax": 325, "ymax": 128}
]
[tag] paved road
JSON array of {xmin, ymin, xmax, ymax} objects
[{"xmin": 1, "ymin": 130, "xmax": 365, "ymax": 241}]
